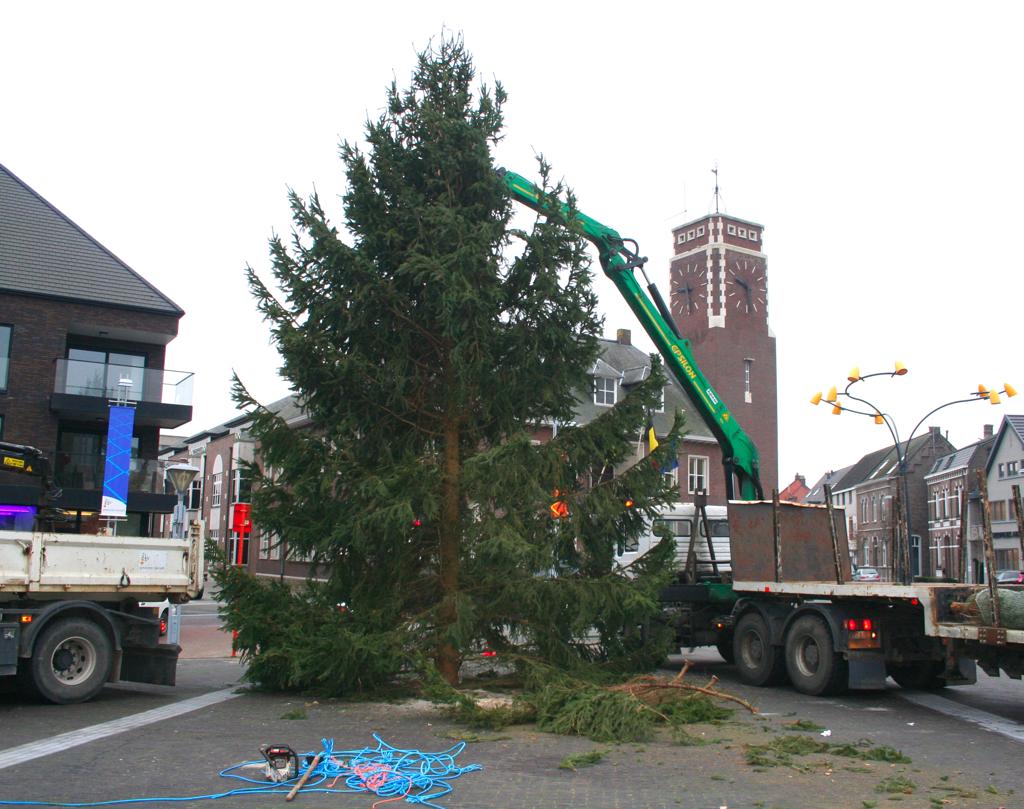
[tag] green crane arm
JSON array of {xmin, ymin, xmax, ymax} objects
[{"xmin": 499, "ymin": 168, "xmax": 763, "ymax": 501}]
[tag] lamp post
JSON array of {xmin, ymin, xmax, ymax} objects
[
  {"xmin": 166, "ymin": 463, "xmax": 200, "ymax": 540},
  {"xmin": 164, "ymin": 463, "xmax": 200, "ymax": 645},
  {"xmin": 811, "ymin": 365, "xmax": 1015, "ymax": 584}
]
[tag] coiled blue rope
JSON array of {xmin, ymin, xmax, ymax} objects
[{"xmin": 0, "ymin": 735, "xmax": 481, "ymax": 809}]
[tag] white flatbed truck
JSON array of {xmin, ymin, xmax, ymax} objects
[{"xmin": 0, "ymin": 526, "xmax": 204, "ymax": 703}]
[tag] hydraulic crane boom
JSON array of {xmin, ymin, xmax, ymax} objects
[{"xmin": 499, "ymin": 168, "xmax": 763, "ymax": 501}]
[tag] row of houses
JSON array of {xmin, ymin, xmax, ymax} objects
[{"xmin": 802, "ymin": 418, "xmax": 1024, "ymax": 582}]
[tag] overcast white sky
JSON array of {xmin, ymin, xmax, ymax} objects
[{"xmin": 3, "ymin": 1, "xmax": 1021, "ymax": 486}]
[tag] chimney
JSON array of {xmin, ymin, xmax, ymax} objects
[
  {"xmin": 797, "ymin": 474, "xmax": 806, "ymax": 485},
  {"xmin": 983, "ymin": 424, "xmax": 994, "ymax": 439},
  {"xmin": 616, "ymin": 328, "xmax": 631, "ymax": 345}
]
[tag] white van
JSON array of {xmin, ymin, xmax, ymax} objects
[{"xmin": 616, "ymin": 503, "xmax": 731, "ymax": 579}]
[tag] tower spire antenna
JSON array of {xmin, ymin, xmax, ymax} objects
[{"xmin": 711, "ymin": 163, "xmax": 722, "ymax": 214}]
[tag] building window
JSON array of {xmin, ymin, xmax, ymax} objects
[
  {"xmin": 995, "ymin": 548, "xmax": 1020, "ymax": 570},
  {"xmin": 688, "ymin": 455, "xmax": 708, "ymax": 494},
  {"xmin": 696, "ymin": 226, "xmax": 705, "ymax": 236},
  {"xmin": 231, "ymin": 468, "xmax": 251, "ymax": 503},
  {"xmin": 594, "ymin": 377, "xmax": 616, "ymax": 406},
  {"xmin": 259, "ymin": 530, "xmax": 281, "ymax": 561},
  {"xmin": 743, "ymin": 359, "xmax": 752, "ymax": 403},
  {"xmin": 655, "ymin": 387, "xmax": 665, "ymax": 413},
  {"xmin": 677, "ymin": 233, "xmax": 687, "ymax": 244},
  {"xmin": 738, "ymin": 227, "xmax": 747, "ymax": 238},
  {"xmin": 687, "ymin": 229, "xmax": 695, "ymax": 240},
  {"xmin": 749, "ymin": 230, "xmax": 758, "ymax": 242},
  {"xmin": 727, "ymin": 224, "xmax": 737, "ymax": 235},
  {"xmin": 211, "ymin": 472, "xmax": 222, "ymax": 507},
  {"xmin": 1009, "ymin": 461, "xmax": 1019, "ymax": 476},
  {"xmin": 65, "ymin": 347, "xmax": 146, "ymax": 400},
  {"xmin": 0, "ymin": 325, "xmax": 10, "ymax": 393},
  {"xmin": 55, "ymin": 429, "xmax": 139, "ymax": 490},
  {"xmin": 998, "ymin": 463, "xmax": 1005, "ymax": 478},
  {"xmin": 991, "ymin": 500, "xmax": 1007, "ymax": 521},
  {"xmin": 188, "ymin": 477, "xmax": 203, "ymax": 510}
]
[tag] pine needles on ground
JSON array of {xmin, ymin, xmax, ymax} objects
[
  {"xmin": 745, "ymin": 735, "xmax": 911, "ymax": 770},
  {"xmin": 428, "ymin": 661, "xmax": 749, "ymax": 744},
  {"xmin": 559, "ymin": 749, "xmax": 608, "ymax": 771}
]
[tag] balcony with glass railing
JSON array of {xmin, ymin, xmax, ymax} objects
[
  {"xmin": 53, "ymin": 451, "xmax": 168, "ymax": 494},
  {"xmin": 51, "ymin": 359, "xmax": 194, "ymax": 427}
]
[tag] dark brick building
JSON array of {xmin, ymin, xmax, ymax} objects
[{"xmin": 0, "ymin": 163, "xmax": 193, "ymax": 534}]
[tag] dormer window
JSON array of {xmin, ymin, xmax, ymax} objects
[{"xmin": 594, "ymin": 377, "xmax": 616, "ymax": 406}]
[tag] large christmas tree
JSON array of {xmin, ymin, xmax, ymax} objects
[{"xmin": 221, "ymin": 37, "xmax": 682, "ymax": 690}]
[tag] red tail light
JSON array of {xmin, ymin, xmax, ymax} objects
[{"xmin": 845, "ymin": 618, "xmax": 874, "ymax": 631}]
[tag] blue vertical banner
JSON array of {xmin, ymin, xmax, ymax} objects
[{"xmin": 101, "ymin": 404, "xmax": 136, "ymax": 517}]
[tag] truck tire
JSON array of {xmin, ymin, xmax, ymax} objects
[
  {"xmin": 784, "ymin": 615, "xmax": 847, "ymax": 696},
  {"xmin": 733, "ymin": 612, "xmax": 786, "ymax": 686},
  {"xmin": 30, "ymin": 617, "xmax": 113, "ymax": 704},
  {"xmin": 888, "ymin": 661, "xmax": 945, "ymax": 690}
]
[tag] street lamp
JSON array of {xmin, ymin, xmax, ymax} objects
[
  {"xmin": 164, "ymin": 463, "xmax": 200, "ymax": 646},
  {"xmin": 811, "ymin": 364, "xmax": 1015, "ymax": 584},
  {"xmin": 166, "ymin": 463, "xmax": 200, "ymax": 540}
]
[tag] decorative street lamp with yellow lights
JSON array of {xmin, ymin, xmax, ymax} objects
[{"xmin": 810, "ymin": 362, "xmax": 1016, "ymax": 584}]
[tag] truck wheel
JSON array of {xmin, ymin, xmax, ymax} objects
[
  {"xmin": 733, "ymin": 612, "xmax": 786, "ymax": 686},
  {"xmin": 888, "ymin": 661, "xmax": 945, "ymax": 690},
  {"xmin": 784, "ymin": 615, "xmax": 847, "ymax": 696},
  {"xmin": 30, "ymin": 618, "xmax": 113, "ymax": 704}
]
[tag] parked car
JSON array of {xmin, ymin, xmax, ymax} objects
[
  {"xmin": 852, "ymin": 567, "xmax": 881, "ymax": 582},
  {"xmin": 996, "ymin": 570, "xmax": 1024, "ymax": 584}
]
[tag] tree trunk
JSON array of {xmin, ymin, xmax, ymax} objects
[{"xmin": 436, "ymin": 377, "xmax": 463, "ymax": 685}]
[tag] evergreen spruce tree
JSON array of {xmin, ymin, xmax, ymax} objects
[{"xmin": 224, "ymin": 36, "xmax": 682, "ymax": 690}]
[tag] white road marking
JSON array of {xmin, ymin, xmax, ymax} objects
[
  {"xmin": 0, "ymin": 687, "xmax": 240, "ymax": 770},
  {"xmin": 899, "ymin": 691, "xmax": 1024, "ymax": 744}
]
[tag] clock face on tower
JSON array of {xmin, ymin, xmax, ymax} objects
[
  {"xmin": 671, "ymin": 261, "xmax": 708, "ymax": 317},
  {"xmin": 726, "ymin": 258, "xmax": 767, "ymax": 314}
]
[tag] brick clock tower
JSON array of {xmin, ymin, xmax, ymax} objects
[{"xmin": 668, "ymin": 212, "xmax": 778, "ymax": 504}]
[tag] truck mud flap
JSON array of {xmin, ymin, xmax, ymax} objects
[
  {"xmin": 0, "ymin": 622, "xmax": 18, "ymax": 676},
  {"xmin": 120, "ymin": 643, "xmax": 181, "ymax": 686},
  {"xmin": 847, "ymin": 651, "xmax": 887, "ymax": 690}
]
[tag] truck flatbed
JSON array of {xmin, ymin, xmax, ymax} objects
[
  {"xmin": 0, "ymin": 530, "xmax": 202, "ymax": 601},
  {"xmin": 734, "ymin": 578, "xmax": 1024, "ymax": 649}
]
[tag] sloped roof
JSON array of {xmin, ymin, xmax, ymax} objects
[
  {"xmin": 805, "ymin": 464, "xmax": 853, "ymax": 503},
  {"xmin": 826, "ymin": 431, "xmax": 955, "ymax": 493},
  {"xmin": 926, "ymin": 435, "xmax": 994, "ymax": 478},
  {"xmin": 986, "ymin": 415, "xmax": 1024, "ymax": 472},
  {"xmin": 0, "ymin": 164, "xmax": 183, "ymax": 316}
]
